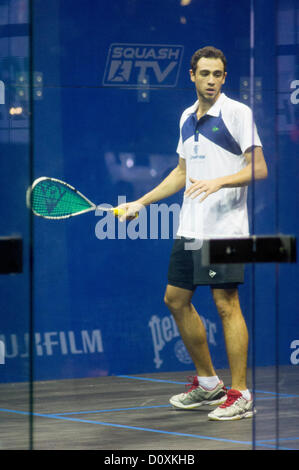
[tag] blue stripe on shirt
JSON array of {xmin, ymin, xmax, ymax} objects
[{"xmin": 181, "ymin": 111, "xmax": 242, "ymax": 155}]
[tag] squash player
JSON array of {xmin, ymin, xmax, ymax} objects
[{"xmin": 116, "ymin": 46, "xmax": 268, "ymax": 421}]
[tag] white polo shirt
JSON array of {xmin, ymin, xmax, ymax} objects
[{"xmin": 176, "ymin": 93, "xmax": 262, "ymax": 239}]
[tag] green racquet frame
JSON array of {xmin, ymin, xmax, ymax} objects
[{"xmin": 27, "ymin": 177, "xmax": 118, "ymax": 219}]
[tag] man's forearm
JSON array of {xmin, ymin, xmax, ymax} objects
[
  {"xmin": 185, "ymin": 148, "xmax": 268, "ymax": 202},
  {"xmin": 137, "ymin": 166, "xmax": 186, "ymax": 207},
  {"xmin": 220, "ymin": 146, "xmax": 268, "ymax": 188},
  {"xmin": 218, "ymin": 160, "xmax": 268, "ymax": 189},
  {"xmin": 218, "ymin": 163, "xmax": 255, "ymax": 188}
]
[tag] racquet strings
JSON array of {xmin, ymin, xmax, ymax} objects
[{"xmin": 30, "ymin": 179, "xmax": 93, "ymax": 218}]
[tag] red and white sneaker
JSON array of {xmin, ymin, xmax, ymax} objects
[
  {"xmin": 169, "ymin": 376, "xmax": 227, "ymax": 410},
  {"xmin": 208, "ymin": 389, "xmax": 256, "ymax": 421}
]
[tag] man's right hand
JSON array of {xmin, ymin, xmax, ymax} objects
[{"xmin": 113, "ymin": 201, "xmax": 145, "ymax": 222}]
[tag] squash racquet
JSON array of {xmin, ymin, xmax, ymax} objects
[{"xmin": 26, "ymin": 177, "xmax": 129, "ymax": 219}]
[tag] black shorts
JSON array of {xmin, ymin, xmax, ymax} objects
[{"xmin": 167, "ymin": 237, "xmax": 244, "ymax": 291}]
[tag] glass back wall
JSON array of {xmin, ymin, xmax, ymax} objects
[{"xmin": 0, "ymin": 0, "xmax": 298, "ymax": 450}]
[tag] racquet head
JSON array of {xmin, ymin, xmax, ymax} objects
[{"xmin": 27, "ymin": 177, "xmax": 96, "ymax": 219}]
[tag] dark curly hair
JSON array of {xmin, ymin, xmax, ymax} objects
[{"xmin": 190, "ymin": 46, "xmax": 227, "ymax": 74}]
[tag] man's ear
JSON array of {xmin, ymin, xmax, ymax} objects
[{"xmin": 189, "ymin": 69, "xmax": 195, "ymax": 83}]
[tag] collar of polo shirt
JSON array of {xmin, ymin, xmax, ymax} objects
[{"xmin": 187, "ymin": 92, "xmax": 226, "ymax": 118}]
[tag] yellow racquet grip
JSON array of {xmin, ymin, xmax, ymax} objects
[{"xmin": 112, "ymin": 208, "xmax": 138, "ymax": 218}]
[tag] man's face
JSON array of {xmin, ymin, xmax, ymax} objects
[{"xmin": 190, "ymin": 57, "xmax": 226, "ymax": 103}]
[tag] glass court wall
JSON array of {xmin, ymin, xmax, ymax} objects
[
  {"xmin": 0, "ymin": 0, "xmax": 298, "ymax": 450},
  {"xmin": 0, "ymin": 0, "xmax": 33, "ymax": 449}
]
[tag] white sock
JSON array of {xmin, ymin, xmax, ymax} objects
[
  {"xmin": 197, "ymin": 376, "xmax": 221, "ymax": 390},
  {"xmin": 240, "ymin": 389, "xmax": 251, "ymax": 401}
]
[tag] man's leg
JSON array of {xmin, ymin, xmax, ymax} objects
[
  {"xmin": 165, "ymin": 284, "xmax": 227, "ymax": 410},
  {"xmin": 164, "ymin": 284, "xmax": 216, "ymax": 377},
  {"xmin": 211, "ymin": 287, "xmax": 248, "ymax": 391},
  {"xmin": 208, "ymin": 287, "xmax": 255, "ymax": 420}
]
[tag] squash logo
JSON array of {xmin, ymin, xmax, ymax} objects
[{"xmin": 103, "ymin": 43, "xmax": 184, "ymax": 88}]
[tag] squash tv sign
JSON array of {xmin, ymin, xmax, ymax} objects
[{"xmin": 103, "ymin": 43, "xmax": 184, "ymax": 88}]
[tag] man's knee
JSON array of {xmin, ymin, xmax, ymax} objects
[
  {"xmin": 164, "ymin": 293, "xmax": 184, "ymax": 313},
  {"xmin": 212, "ymin": 288, "xmax": 240, "ymax": 319},
  {"xmin": 164, "ymin": 285, "xmax": 193, "ymax": 316}
]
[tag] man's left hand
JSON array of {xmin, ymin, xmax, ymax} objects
[{"xmin": 184, "ymin": 177, "xmax": 222, "ymax": 202}]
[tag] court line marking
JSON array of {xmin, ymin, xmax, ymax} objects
[
  {"xmin": 0, "ymin": 407, "xmax": 297, "ymax": 450},
  {"xmin": 0, "ymin": 407, "xmax": 251, "ymax": 446},
  {"xmin": 0, "ymin": 406, "xmax": 294, "ymax": 450},
  {"xmin": 35, "ymin": 374, "xmax": 299, "ymax": 417},
  {"xmin": 256, "ymin": 437, "xmax": 299, "ymax": 444},
  {"xmin": 117, "ymin": 375, "xmax": 187, "ymax": 385},
  {"xmin": 52, "ymin": 405, "xmax": 171, "ymax": 416},
  {"xmin": 116, "ymin": 375, "xmax": 299, "ymax": 399},
  {"xmin": 0, "ymin": 376, "xmax": 298, "ymax": 450}
]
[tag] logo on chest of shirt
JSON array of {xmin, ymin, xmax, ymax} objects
[
  {"xmin": 191, "ymin": 154, "xmax": 206, "ymax": 160},
  {"xmin": 191, "ymin": 143, "xmax": 206, "ymax": 160}
]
